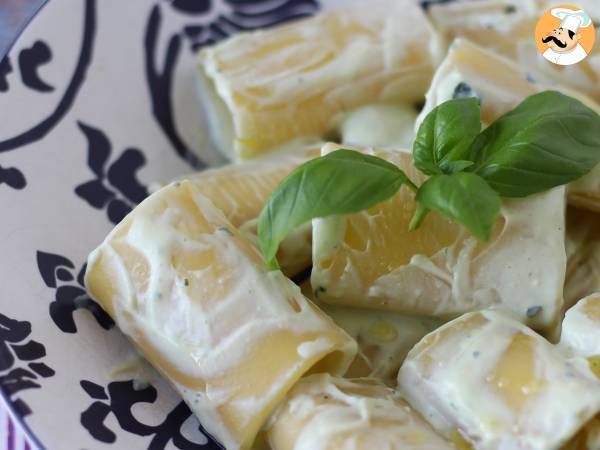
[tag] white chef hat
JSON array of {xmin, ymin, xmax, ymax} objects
[{"xmin": 551, "ymin": 8, "xmax": 592, "ymax": 33}]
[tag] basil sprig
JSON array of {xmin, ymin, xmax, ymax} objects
[
  {"xmin": 258, "ymin": 91, "xmax": 600, "ymax": 269},
  {"xmin": 413, "ymin": 97, "xmax": 481, "ymax": 175},
  {"xmin": 257, "ymin": 150, "xmax": 415, "ymax": 269},
  {"xmin": 469, "ymin": 91, "xmax": 600, "ymax": 197}
]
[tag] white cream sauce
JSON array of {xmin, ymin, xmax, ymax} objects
[
  {"xmin": 560, "ymin": 293, "xmax": 600, "ymax": 358},
  {"xmin": 340, "ymin": 103, "xmax": 418, "ymax": 150},
  {"xmin": 268, "ymin": 374, "xmax": 453, "ymax": 450}
]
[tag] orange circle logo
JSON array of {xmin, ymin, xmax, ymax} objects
[{"xmin": 535, "ymin": 5, "xmax": 595, "ymax": 66}]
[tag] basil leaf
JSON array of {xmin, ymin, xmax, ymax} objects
[
  {"xmin": 413, "ymin": 98, "xmax": 481, "ymax": 175},
  {"xmin": 439, "ymin": 159, "xmax": 474, "ymax": 174},
  {"xmin": 470, "ymin": 90, "xmax": 600, "ymax": 197},
  {"xmin": 416, "ymin": 173, "xmax": 501, "ymax": 241},
  {"xmin": 258, "ymin": 149, "xmax": 413, "ymax": 270}
]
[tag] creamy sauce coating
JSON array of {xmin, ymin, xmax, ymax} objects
[
  {"xmin": 301, "ymin": 274, "xmax": 444, "ymax": 384},
  {"xmin": 399, "ymin": 310, "xmax": 600, "ymax": 450},
  {"xmin": 312, "ymin": 144, "xmax": 566, "ymax": 334},
  {"xmin": 198, "ymin": 0, "xmax": 442, "ymax": 158},
  {"xmin": 340, "ymin": 103, "xmax": 418, "ymax": 150},
  {"xmin": 86, "ymin": 181, "xmax": 356, "ymax": 449},
  {"xmin": 267, "ymin": 374, "xmax": 454, "ymax": 450}
]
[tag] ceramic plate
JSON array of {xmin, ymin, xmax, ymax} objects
[{"xmin": 0, "ymin": 0, "xmax": 441, "ymax": 448}]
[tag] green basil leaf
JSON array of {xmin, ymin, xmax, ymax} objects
[
  {"xmin": 416, "ymin": 173, "xmax": 501, "ymax": 241},
  {"xmin": 413, "ymin": 98, "xmax": 481, "ymax": 175},
  {"xmin": 469, "ymin": 90, "xmax": 600, "ymax": 197},
  {"xmin": 439, "ymin": 160, "xmax": 474, "ymax": 174},
  {"xmin": 258, "ymin": 149, "xmax": 413, "ymax": 270}
]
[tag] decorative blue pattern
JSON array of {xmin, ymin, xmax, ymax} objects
[
  {"xmin": 75, "ymin": 122, "xmax": 148, "ymax": 224},
  {"xmin": 80, "ymin": 379, "xmax": 219, "ymax": 449},
  {"xmin": 0, "ymin": 0, "xmax": 96, "ymax": 152},
  {"xmin": 18, "ymin": 40, "xmax": 54, "ymax": 92},
  {"xmin": 36, "ymin": 251, "xmax": 114, "ymax": 334},
  {"xmin": 0, "ymin": 313, "xmax": 54, "ymax": 418}
]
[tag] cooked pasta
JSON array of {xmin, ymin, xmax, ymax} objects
[
  {"xmin": 311, "ymin": 143, "xmax": 566, "ymax": 334},
  {"xmin": 267, "ymin": 374, "xmax": 454, "ymax": 450},
  {"xmin": 196, "ymin": 0, "xmax": 442, "ymax": 159},
  {"xmin": 427, "ymin": 0, "xmax": 600, "ymax": 103},
  {"xmin": 300, "ymin": 280, "xmax": 444, "ymax": 384},
  {"xmin": 398, "ymin": 309, "xmax": 600, "ymax": 450},
  {"xmin": 85, "ymin": 180, "xmax": 356, "ymax": 450},
  {"xmin": 86, "ymin": 1, "xmax": 600, "ymax": 448}
]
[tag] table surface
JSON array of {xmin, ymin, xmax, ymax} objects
[{"xmin": 1, "ymin": 4, "xmax": 46, "ymax": 450}]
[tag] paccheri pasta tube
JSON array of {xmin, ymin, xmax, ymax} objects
[
  {"xmin": 560, "ymin": 292, "xmax": 600, "ymax": 361},
  {"xmin": 398, "ymin": 309, "xmax": 600, "ymax": 450},
  {"xmin": 564, "ymin": 208, "xmax": 600, "ymax": 311},
  {"xmin": 85, "ymin": 179, "xmax": 357, "ymax": 450},
  {"xmin": 196, "ymin": 0, "xmax": 442, "ymax": 160},
  {"xmin": 311, "ymin": 143, "xmax": 566, "ymax": 335},
  {"xmin": 568, "ymin": 165, "xmax": 600, "ymax": 214},
  {"xmin": 416, "ymin": 39, "xmax": 540, "ymax": 128},
  {"xmin": 560, "ymin": 293, "xmax": 600, "ymax": 450},
  {"xmin": 266, "ymin": 373, "xmax": 454, "ymax": 450}
]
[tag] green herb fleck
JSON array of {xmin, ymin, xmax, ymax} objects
[
  {"xmin": 452, "ymin": 82, "xmax": 479, "ymax": 101},
  {"xmin": 218, "ymin": 226, "xmax": 234, "ymax": 236},
  {"xmin": 526, "ymin": 305, "xmax": 542, "ymax": 318},
  {"xmin": 314, "ymin": 286, "xmax": 327, "ymax": 299}
]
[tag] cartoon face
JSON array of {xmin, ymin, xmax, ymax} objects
[{"xmin": 542, "ymin": 27, "xmax": 581, "ymax": 52}]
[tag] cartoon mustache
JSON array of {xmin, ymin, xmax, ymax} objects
[{"xmin": 542, "ymin": 35, "xmax": 567, "ymax": 48}]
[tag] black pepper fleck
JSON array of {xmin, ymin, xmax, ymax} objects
[
  {"xmin": 504, "ymin": 5, "xmax": 517, "ymax": 14},
  {"xmin": 184, "ymin": 278, "xmax": 189, "ymax": 287},
  {"xmin": 473, "ymin": 351, "xmax": 480, "ymax": 358}
]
